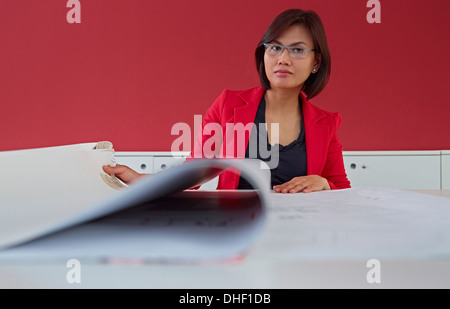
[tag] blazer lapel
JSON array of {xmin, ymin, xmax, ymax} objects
[
  {"xmin": 233, "ymin": 87, "xmax": 265, "ymax": 154},
  {"xmin": 223, "ymin": 87, "xmax": 264, "ymax": 188},
  {"xmin": 301, "ymin": 92, "xmax": 328, "ymax": 175},
  {"xmin": 234, "ymin": 87, "xmax": 265, "ymax": 124}
]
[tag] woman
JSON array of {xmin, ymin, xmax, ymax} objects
[{"xmin": 104, "ymin": 8, "xmax": 351, "ymax": 193}]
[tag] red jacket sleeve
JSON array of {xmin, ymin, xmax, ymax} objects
[{"xmin": 322, "ymin": 113, "xmax": 351, "ymax": 189}]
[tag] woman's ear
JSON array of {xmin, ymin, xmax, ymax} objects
[{"xmin": 314, "ymin": 53, "xmax": 322, "ymax": 71}]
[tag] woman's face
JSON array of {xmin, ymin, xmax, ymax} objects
[{"xmin": 264, "ymin": 24, "xmax": 319, "ymax": 91}]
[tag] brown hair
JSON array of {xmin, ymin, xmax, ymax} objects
[{"xmin": 255, "ymin": 9, "xmax": 331, "ymax": 100}]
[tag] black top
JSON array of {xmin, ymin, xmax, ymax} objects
[{"xmin": 237, "ymin": 95, "xmax": 307, "ymax": 189}]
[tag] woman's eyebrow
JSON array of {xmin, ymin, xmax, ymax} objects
[{"xmin": 272, "ymin": 40, "xmax": 308, "ymax": 46}]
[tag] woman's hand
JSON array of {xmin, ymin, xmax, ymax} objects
[
  {"xmin": 102, "ymin": 164, "xmax": 145, "ymax": 184},
  {"xmin": 273, "ymin": 175, "xmax": 331, "ymax": 193}
]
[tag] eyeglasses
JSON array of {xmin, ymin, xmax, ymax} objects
[{"xmin": 263, "ymin": 43, "xmax": 316, "ymax": 59}]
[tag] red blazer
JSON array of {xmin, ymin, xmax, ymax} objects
[{"xmin": 187, "ymin": 86, "xmax": 351, "ymax": 190}]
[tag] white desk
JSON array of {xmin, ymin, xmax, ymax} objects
[
  {"xmin": 409, "ymin": 189, "xmax": 450, "ymax": 198},
  {"xmin": 1, "ymin": 189, "xmax": 449, "ymax": 289}
]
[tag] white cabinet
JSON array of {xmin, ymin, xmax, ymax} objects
[
  {"xmin": 442, "ymin": 151, "xmax": 450, "ymax": 190},
  {"xmin": 115, "ymin": 152, "xmax": 219, "ymax": 190},
  {"xmin": 114, "ymin": 154, "xmax": 154, "ymax": 174},
  {"xmin": 153, "ymin": 156, "xmax": 188, "ymax": 173},
  {"xmin": 115, "ymin": 151, "xmax": 446, "ymax": 190},
  {"xmin": 343, "ymin": 151, "xmax": 441, "ymax": 190},
  {"xmin": 152, "ymin": 154, "xmax": 219, "ymax": 190},
  {"xmin": 115, "ymin": 152, "xmax": 189, "ymax": 174}
]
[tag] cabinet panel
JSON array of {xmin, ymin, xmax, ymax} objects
[
  {"xmin": 442, "ymin": 152, "xmax": 450, "ymax": 189},
  {"xmin": 153, "ymin": 156, "xmax": 187, "ymax": 172},
  {"xmin": 114, "ymin": 156, "xmax": 154, "ymax": 174},
  {"xmin": 343, "ymin": 155, "xmax": 441, "ymax": 190},
  {"xmin": 115, "ymin": 152, "xmax": 444, "ymax": 190},
  {"xmin": 153, "ymin": 156, "xmax": 219, "ymax": 189}
]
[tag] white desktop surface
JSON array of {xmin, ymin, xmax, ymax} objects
[
  {"xmin": 1, "ymin": 188, "xmax": 449, "ymax": 289},
  {"xmin": 409, "ymin": 189, "xmax": 450, "ymax": 198}
]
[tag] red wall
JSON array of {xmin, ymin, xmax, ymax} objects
[{"xmin": 1, "ymin": 0, "xmax": 449, "ymax": 152}]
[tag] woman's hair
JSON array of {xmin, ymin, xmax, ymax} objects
[{"xmin": 255, "ymin": 9, "xmax": 331, "ymax": 99}]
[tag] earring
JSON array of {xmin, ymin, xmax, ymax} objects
[{"xmin": 312, "ymin": 68, "xmax": 316, "ymax": 73}]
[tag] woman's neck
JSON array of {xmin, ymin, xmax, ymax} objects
[{"xmin": 265, "ymin": 87, "xmax": 302, "ymax": 115}]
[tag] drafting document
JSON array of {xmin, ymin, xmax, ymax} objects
[
  {"xmin": 0, "ymin": 142, "xmax": 271, "ymax": 263},
  {"xmin": 251, "ymin": 187, "xmax": 450, "ymax": 260}
]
